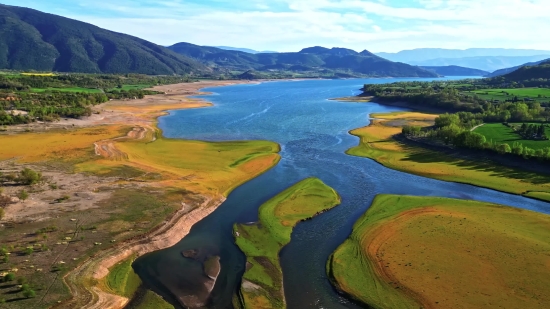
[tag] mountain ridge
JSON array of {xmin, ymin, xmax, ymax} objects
[
  {"xmin": 168, "ymin": 43, "xmax": 438, "ymax": 78},
  {"xmin": 0, "ymin": 4, "xmax": 208, "ymax": 75}
]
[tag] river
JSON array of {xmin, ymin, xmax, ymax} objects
[{"xmin": 133, "ymin": 78, "xmax": 550, "ymax": 309}]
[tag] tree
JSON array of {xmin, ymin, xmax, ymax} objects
[
  {"xmin": 435, "ymin": 113, "xmax": 461, "ymax": 128},
  {"xmin": 496, "ymin": 143, "xmax": 512, "ymax": 154},
  {"xmin": 0, "ymin": 208, "xmax": 4, "ymax": 221},
  {"xmin": 453, "ymin": 131, "xmax": 486, "ymax": 149},
  {"xmin": 512, "ymin": 142, "xmax": 524, "ymax": 155}
]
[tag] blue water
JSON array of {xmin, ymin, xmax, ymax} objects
[{"xmin": 133, "ymin": 78, "xmax": 550, "ymax": 309}]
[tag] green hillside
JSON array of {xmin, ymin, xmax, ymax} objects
[
  {"xmin": 168, "ymin": 43, "xmax": 439, "ymax": 78},
  {"xmin": 0, "ymin": 4, "xmax": 208, "ymax": 75}
]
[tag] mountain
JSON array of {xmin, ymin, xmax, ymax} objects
[
  {"xmin": 213, "ymin": 46, "xmax": 278, "ymax": 54},
  {"xmin": 406, "ymin": 55, "xmax": 550, "ymax": 72},
  {"xmin": 496, "ymin": 60, "xmax": 550, "ymax": 82},
  {"xmin": 168, "ymin": 44, "xmax": 438, "ymax": 78},
  {"xmin": 377, "ymin": 48, "xmax": 550, "ymax": 63},
  {"xmin": 0, "ymin": 4, "xmax": 207, "ymax": 74},
  {"xmin": 419, "ymin": 65, "xmax": 489, "ymax": 76},
  {"xmin": 486, "ymin": 58, "xmax": 550, "ymax": 77}
]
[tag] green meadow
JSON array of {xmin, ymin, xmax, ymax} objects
[
  {"xmin": 329, "ymin": 195, "xmax": 550, "ymax": 309},
  {"xmin": 475, "ymin": 123, "xmax": 550, "ymax": 150}
]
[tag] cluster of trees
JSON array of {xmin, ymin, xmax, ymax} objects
[
  {"xmin": 403, "ymin": 113, "xmax": 550, "ymax": 161},
  {"xmin": 0, "ymin": 74, "xmax": 191, "ymax": 91},
  {"xmin": 0, "ymin": 73, "xmax": 189, "ymax": 125},
  {"xmin": 363, "ymin": 81, "xmax": 550, "ymax": 123},
  {"xmin": 0, "ymin": 168, "xmax": 43, "ymax": 186},
  {"xmin": 514, "ymin": 123, "xmax": 548, "ymax": 140}
]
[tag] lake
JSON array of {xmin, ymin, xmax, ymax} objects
[{"xmin": 133, "ymin": 78, "xmax": 550, "ymax": 309}]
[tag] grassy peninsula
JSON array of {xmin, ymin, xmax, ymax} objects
[
  {"xmin": 0, "ymin": 79, "xmax": 279, "ymax": 308},
  {"xmin": 234, "ymin": 178, "xmax": 340, "ymax": 309},
  {"xmin": 347, "ymin": 111, "xmax": 550, "ymax": 200},
  {"xmin": 329, "ymin": 195, "xmax": 550, "ymax": 309}
]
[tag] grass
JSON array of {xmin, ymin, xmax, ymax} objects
[
  {"xmin": 329, "ymin": 195, "xmax": 550, "ymax": 309},
  {"xmin": 134, "ymin": 291, "xmax": 174, "ymax": 309},
  {"xmin": 234, "ymin": 178, "xmax": 340, "ymax": 309},
  {"xmin": 108, "ymin": 84, "xmax": 153, "ymax": 91},
  {"xmin": 30, "ymin": 87, "xmax": 102, "ymax": 93},
  {"xmin": 0, "ymin": 125, "xmax": 127, "ymax": 164},
  {"xmin": 475, "ymin": 123, "xmax": 550, "ymax": 150},
  {"xmin": 347, "ymin": 111, "xmax": 550, "ymax": 201},
  {"xmin": 106, "ymin": 255, "xmax": 141, "ymax": 298},
  {"xmin": 111, "ymin": 138, "xmax": 281, "ymax": 196},
  {"xmin": 471, "ymin": 88, "xmax": 550, "ymax": 100}
]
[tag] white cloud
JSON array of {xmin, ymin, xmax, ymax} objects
[{"xmin": 62, "ymin": 0, "xmax": 550, "ymax": 52}]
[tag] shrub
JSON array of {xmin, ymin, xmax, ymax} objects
[
  {"xmin": 0, "ymin": 208, "xmax": 4, "ymax": 221},
  {"xmin": 18, "ymin": 189, "xmax": 29, "ymax": 200},
  {"xmin": 19, "ymin": 168, "xmax": 42, "ymax": 185},
  {"xmin": 4, "ymin": 273, "xmax": 15, "ymax": 282}
]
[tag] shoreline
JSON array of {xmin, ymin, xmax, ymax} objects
[
  {"xmin": 52, "ymin": 79, "xmax": 281, "ymax": 309},
  {"xmin": 343, "ymin": 109, "xmax": 550, "ymax": 204}
]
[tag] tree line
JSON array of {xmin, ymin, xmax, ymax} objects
[{"xmin": 403, "ymin": 113, "xmax": 550, "ymax": 161}]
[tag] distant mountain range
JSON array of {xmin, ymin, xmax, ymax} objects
[
  {"xmin": 407, "ymin": 55, "xmax": 550, "ymax": 72},
  {"xmin": 213, "ymin": 46, "xmax": 278, "ymax": 54},
  {"xmin": 0, "ymin": 4, "xmax": 206, "ymax": 75},
  {"xmin": 419, "ymin": 66, "xmax": 489, "ymax": 76},
  {"xmin": 167, "ymin": 43, "xmax": 438, "ymax": 78},
  {"xmin": 377, "ymin": 48, "xmax": 550, "ymax": 63}
]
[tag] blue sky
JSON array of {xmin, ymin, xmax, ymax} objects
[{"xmin": 6, "ymin": 0, "xmax": 550, "ymax": 52}]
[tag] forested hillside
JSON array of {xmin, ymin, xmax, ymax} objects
[
  {"xmin": 168, "ymin": 43, "xmax": 439, "ymax": 78},
  {"xmin": 0, "ymin": 4, "xmax": 207, "ymax": 75}
]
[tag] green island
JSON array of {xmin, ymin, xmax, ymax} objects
[
  {"xmin": 328, "ymin": 194, "xmax": 550, "ymax": 309},
  {"xmin": 234, "ymin": 178, "xmax": 340, "ymax": 309}
]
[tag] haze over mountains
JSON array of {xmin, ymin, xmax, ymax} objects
[
  {"xmin": 213, "ymin": 46, "xmax": 278, "ymax": 54},
  {"xmin": 377, "ymin": 48, "xmax": 550, "ymax": 72}
]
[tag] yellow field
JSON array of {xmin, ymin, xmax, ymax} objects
[
  {"xmin": 347, "ymin": 112, "xmax": 550, "ymax": 201},
  {"xmin": 0, "ymin": 124, "xmax": 280, "ymax": 197},
  {"xmin": 21, "ymin": 72, "xmax": 56, "ymax": 76},
  {"xmin": 329, "ymin": 195, "xmax": 550, "ymax": 309},
  {"xmin": 0, "ymin": 125, "xmax": 127, "ymax": 162},
  {"xmin": 112, "ymin": 138, "xmax": 280, "ymax": 195}
]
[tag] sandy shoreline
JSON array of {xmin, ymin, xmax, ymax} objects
[{"xmin": 52, "ymin": 79, "xmax": 264, "ymax": 309}]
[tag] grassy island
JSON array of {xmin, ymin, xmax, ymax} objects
[
  {"xmin": 347, "ymin": 111, "xmax": 550, "ymax": 201},
  {"xmin": 234, "ymin": 178, "xmax": 340, "ymax": 309},
  {"xmin": 329, "ymin": 195, "xmax": 550, "ymax": 309}
]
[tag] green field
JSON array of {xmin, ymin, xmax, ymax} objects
[
  {"xmin": 329, "ymin": 195, "xmax": 550, "ymax": 309},
  {"xmin": 106, "ymin": 255, "xmax": 142, "ymax": 298},
  {"xmin": 234, "ymin": 178, "xmax": 340, "ymax": 309},
  {"xmin": 108, "ymin": 84, "xmax": 154, "ymax": 91},
  {"xmin": 475, "ymin": 123, "xmax": 550, "ymax": 150},
  {"xmin": 31, "ymin": 87, "xmax": 102, "ymax": 93},
  {"xmin": 470, "ymin": 88, "xmax": 550, "ymax": 101}
]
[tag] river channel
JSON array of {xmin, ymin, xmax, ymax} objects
[{"xmin": 133, "ymin": 78, "xmax": 550, "ymax": 309}]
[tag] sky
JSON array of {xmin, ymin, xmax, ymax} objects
[{"xmin": 6, "ymin": 0, "xmax": 550, "ymax": 53}]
